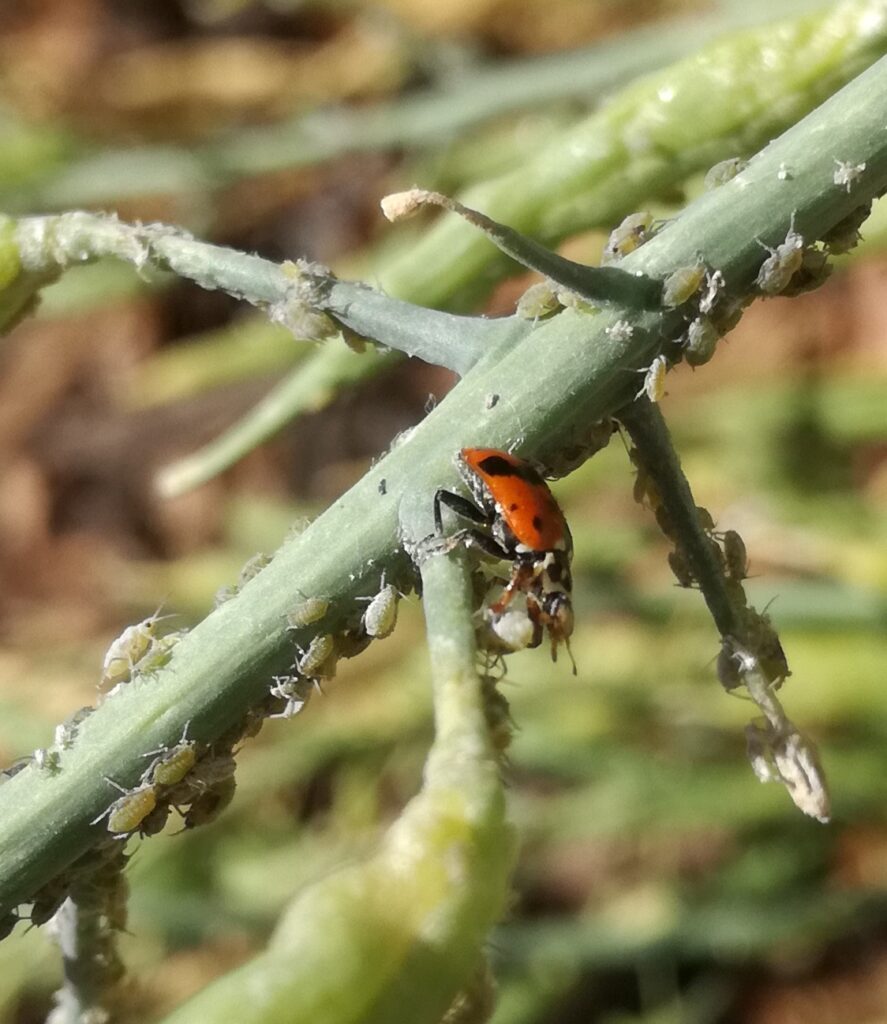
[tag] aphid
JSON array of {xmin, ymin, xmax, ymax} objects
[
  {"xmin": 181, "ymin": 775, "xmax": 236, "ymax": 830},
  {"xmin": 821, "ymin": 202, "xmax": 870, "ymax": 254},
  {"xmin": 378, "ymin": 478, "xmax": 388, "ymax": 496},
  {"xmin": 430, "ymin": 448, "xmax": 575, "ymax": 670},
  {"xmin": 286, "ymin": 596, "xmax": 329, "ymax": 629},
  {"xmin": 636, "ymin": 355, "xmax": 668, "ymax": 403},
  {"xmin": 667, "ymin": 549, "xmax": 695, "ymax": 588},
  {"xmin": 755, "ymin": 224, "xmax": 804, "ymax": 295},
  {"xmin": 703, "ymin": 157, "xmax": 747, "ymax": 190},
  {"xmin": 170, "ymin": 751, "xmax": 237, "ymax": 803},
  {"xmin": 33, "ymin": 748, "xmax": 61, "ymax": 774},
  {"xmin": 695, "ymin": 506, "xmax": 716, "ymax": 534},
  {"xmin": 144, "ymin": 723, "xmax": 198, "ymax": 788},
  {"xmin": 781, "ymin": 245, "xmax": 832, "ymax": 297},
  {"xmin": 54, "ymin": 706, "xmax": 93, "ymax": 749},
  {"xmin": 93, "ymin": 779, "xmax": 158, "ymax": 836},
  {"xmin": 238, "ymin": 552, "xmax": 271, "ymax": 588},
  {"xmin": 297, "ymin": 633, "xmax": 336, "ymax": 677},
  {"xmin": 654, "ymin": 504, "xmax": 680, "ymax": 543},
  {"xmin": 359, "ymin": 575, "xmax": 400, "ymax": 639},
  {"xmin": 137, "ymin": 802, "xmax": 171, "ymax": 838},
  {"xmin": 745, "ymin": 720, "xmax": 779, "ymax": 781},
  {"xmin": 484, "ymin": 393, "xmax": 500, "ymax": 410},
  {"xmin": 683, "ymin": 317, "xmax": 719, "ymax": 367},
  {"xmin": 0, "ymin": 758, "xmax": 29, "ymax": 784},
  {"xmin": 601, "ymin": 211, "xmax": 653, "ymax": 264},
  {"xmin": 553, "ymin": 287, "xmax": 594, "ymax": 314},
  {"xmin": 134, "ymin": 631, "xmax": 184, "ymax": 676},
  {"xmin": 214, "ymin": 585, "xmax": 238, "ymax": 608},
  {"xmin": 341, "ymin": 327, "xmax": 366, "ymax": 354},
  {"xmin": 100, "ymin": 607, "xmax": 170, "ymax": 690},
  {"xmin": 716, "ymin": 643, "xmax": 743, "ymax": 691},
  {"xmin": 833, "ymin": 159, "xmax": 865, "ymax": 193},
  {"xmin": 662, "ymin": 262, "xmax": 705, "ymax": 308},
  {"xmin": 516, "ymin": 280, "xmax": 559, "ymax": 320},
  {"xmin": 29, "ymin": 877, "xmax": 70, "ymax": 927},
  {"xmin": 716, "ymin": 637, "xmax": 756, "ymax": 692},
  {"xmin": 722, "ymin": 530, "xmax": 749, "ymax": 580},
  {"xmin": 757, "ymin": 624, "xmax": 790, "ymax": 688}
]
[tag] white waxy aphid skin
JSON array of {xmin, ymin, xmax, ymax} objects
[
  {"xmin": 636, "ymin": 355, "xmax": 668, "ymax": 402},
  {"xmin": 363, "ymin": 584, "xmax": 399, "ymax": 639},
  {"xmin": 269, "ymin": 675, "xmax": 315, "ymax": 719},
  {"xmin": 662, "ymin": 263, "xmax": 705, "ymax": 308},
  {"xmin": 833, "ymin": 159, "xmax": 865, "ymax": 193},
  {"xmin": 286, "ymin": 597, "xmax": 329, "ymax": 629},
  {"xmin": 34, "ymin": 748, "xmax": 60, "ymax": 773}
]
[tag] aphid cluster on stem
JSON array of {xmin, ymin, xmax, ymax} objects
[{"xmin": 427, "ymin": 448, "xmax": 576, "ymax": 673}]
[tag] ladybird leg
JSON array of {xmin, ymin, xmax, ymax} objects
[
  {"xmin": 433, "ymin": 489, "xmax": 490, "ymax": 535},
  {"xmin": 490, "ymin": 561, "xmax": 536, "ymax": 614},
  {"xmin": 430, "ymin": 527, "xmax": 511, "ymax": 561}
]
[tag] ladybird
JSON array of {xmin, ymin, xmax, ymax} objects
[{"xmin": 432, "ymin": 448, "xmax": 575, "ymax": 671}]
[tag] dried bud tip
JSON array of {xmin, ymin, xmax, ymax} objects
[{"xmin": 380, "ymin": 190, "xmax": 431, "ymax": 222}]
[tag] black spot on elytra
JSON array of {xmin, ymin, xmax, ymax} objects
[
  {"xmin": 532, "ymin": 515, "xmax": 544, "ymax": 532},
  {"xmin": 508, "ymin": 503, "xmax": 519, "ymax": 512},
  {"xmin": 478, "ymin": 455, "xmax": 542, "ymax": 483}
]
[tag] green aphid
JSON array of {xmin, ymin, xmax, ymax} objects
[
  {"xmin": 146, "ymin": 724, "xmax": 198, "ymax": 788},
  {"xmin": 100, "ymin": 607, "xmax": 171, "ymax": 690},
  {"xmin": 238, "ymin": 552, "xmax": 272, "ymax": 587},
  {"xmin": 286, "ymin": 596, "xmax": 329, "ymax": 629},
  {"xmin": 703, "ymin": 156, "xmax": 747, "ymax": 190},
  {"xmin": 601, "ymin": 211, "xmax": 653, "ymax": 264},
  {"xmin": 662, "ymin": 262, "xmax": 705, "ymax": 308},
  {"xmin": 94, "ymin": 780, "xmax": 158, "ymax": 835},
  {"xmin": 516, "ymin": 280, "xmax": 559, "ymax": 319}
]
